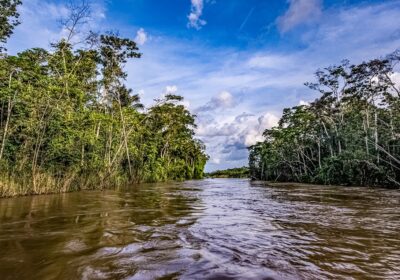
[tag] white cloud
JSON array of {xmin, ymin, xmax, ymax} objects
[
  {"xmin": 187, "ymin": 0, "xmax": 206, "ymax": 29},
  {"xmin": 7, "ymin": 0, "xmax": 66, "ymax": 51},
  {"xmin": 210, "ymin": 157, "xmax": 221, "ymax": 164},
  {"xmin": 12, "ymin": 0, "xmax": 399, "ymax": 171},
  {"xmin": 135, "ymin": 28, "xmax": 148, "ymax": 46},
  {"xmin": 164, "ymin": 85, "xmax": 178, "ymax": 95},
  {"xmin": 277, "ymin": 0, "xmax": 322, "ymax": 33},
  {"xmin": 216, "ymin": 91, "xmax": 234, "ymax": 107},
  {"xmin": 259, "ymin": 113, "xmax": 280, "ymax": 132},
  {"xmin": 181, "ymin": 100, "xmax": 191, "ymax": 109},
  {"xmin": 122, "ymin": 1, "xmax": 400, "ymax": 171},
  {"xmin": 243, "ymin": 113, "xmax": 280, "ymax": 146},
  {"xmin": 195, "ymin": 91, "xmax": 235, "ymax": 113},
  {"xmin": 196, "ymin": 111, "xmax": 279, "ymax": 169},
  {"xmin": 299, "ymin": 100, "xmax": 310, "ymax": 106},
  {"xmin": 7, "ymin": 0, "xmax": 106, "ymax": 53},
  {"xmin": 391, "ymin": 72, "xmax": 400, "ymax": 84}
]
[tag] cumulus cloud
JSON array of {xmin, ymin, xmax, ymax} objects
[
  {"xmin": 6, "ymin": 0, "xmax": 400, "ymax": 173},
  {"xmin": 121, "ymin": 0, "xmax": 400, "ymax": 171},
  {"xmin": 277, "ymin": 0, "xmax": 322, "ymax": 33},
  {"xmin": 195, "ymin": 91, "xmax": 234, "ymax": 113},
  {"xmin": 196, "ymin": 111, "xmax": 279, "ymax": 166},
  {"xmin": 215, "ymin": 91, "xmax": 234, "ymax": 107},
  {"xmin": 135, "ymin": 28, "xmax": 148, "ymax": 46},
  {"xmin": 242, "ymin": 112, "xmax": 280, "ymax": 146},
  {"xmin": 187, "ymin": 0, "xmax": 206, "ymax": 29}
]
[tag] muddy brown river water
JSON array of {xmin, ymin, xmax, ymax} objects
[{"xmin": 0, "ymin": 179, "xmax": 399, "ymax": 279}]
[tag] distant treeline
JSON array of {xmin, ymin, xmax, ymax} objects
[
  {"xmin": 0, "ymin": 1, "xmax": 208, "ymax": 197},
  {"xmin": 206, "ymin": 167, "xmax": 249, "ymax": 178},
  {"xmin": 249, "ymin": 53, "xmax": 400, "ymax": 187}
]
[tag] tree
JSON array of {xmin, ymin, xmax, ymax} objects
[
  {"xmin": 0, "ymin": 0, "xmax": 21, "ymax": 51},
  {"xmin": 0, "ymin": 2, "xmax": 208, "ymax": 197},
  {"xmin": 249, "ymin": 53, "xmax": 400, "ymax": 187}
]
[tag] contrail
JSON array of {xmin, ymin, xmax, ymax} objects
[{"xmin": 239, "ymin": 7, "xmax": 255, "ymax": 32}]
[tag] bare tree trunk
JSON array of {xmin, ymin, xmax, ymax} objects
[
  {"xmin": 317, "ymin": 140, "xmax": 321, "ymax": 169},
  {"xmin": 117, "ymin": 95, "xmax": 132, "ymax": 177},
  {"xmin": 322, "ymin": 122, "xmax": 333, "ymax": 157},
  {"xmin": 297, "ymin": 151, "xmax": 303, "ymax": 175},
  {"xmin": 32, "ymin": 103, "xmax": 50, "ymax": 190},
  {"xmin": 107, "ymin": 122, "xmax": 113, "ymax": 168},
  {"xmin": 300, "ymin": 148, "xmax": 307, "ymax": 175},
  {"xmin": 374, "ymin": 110, "xmax": 379, "ymax": 163},
  {"xmin": 61, "ymin": 48, "xmax": 69, "ymax": 96},
  {"xmin": 363, "ymin": 116, "xmax": 369, "ymax": 155},
  {"xmin": 261, "ymin": 162, "xmax": 264, "ymax": 180},
  {"xmin": 334, "ymin": 124, "xmax": 342, "ymax": 155},
  {"xmin": 0, "ymin": 72, "xmax": 16, "ymax": 161},
  {"xmin": 0, "ymin": 101, "xmax": 5, "ymax": 131},
  {"xmin": 0, "ymin": 98, "xmax": 11, "ymax": 161},
  {"xmin": 96, "ymin": 121, "xmax": 101, "ymax": 139},
  {"xmin": 390, "ymin": 110, "xmax": 394, "ymax": 139},
  {"xmin": 81, "ymin": 142, "xmax": 85, "ymax": 167}
]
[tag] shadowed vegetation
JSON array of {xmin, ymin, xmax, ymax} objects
[
  {"xmin": 0, "ymin": 1, "xmax": 208, "ymax": 197},
  {"xmin": 249, "ymin": 54, "xmax": 400, "ymax": 187}
]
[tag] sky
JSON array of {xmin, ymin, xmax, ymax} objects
[{"xmin": 7, "ymin": 0, "xmax": 400, "ymax": 171}]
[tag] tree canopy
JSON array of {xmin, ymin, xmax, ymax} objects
[
  {"xmin": 0, "ymin": 2, "xmax": 208, "ymax": 197},
  {"xmin": 206, "ymin": 167, "xmax": 249, "ymax": 178},
  {"xmin": 249, "ymin": 54, "xmax": 400, "ymax": 187}
]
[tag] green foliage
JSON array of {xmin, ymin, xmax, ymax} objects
[
  {"xmin": 0, "ymin": 24, "xmax": 207, "ymax": 197},
  {"xmin": 0, "ymin": 0, "xmax": 21, "ymax": 51},
  {"xmin": 249, "ymin": 53, "xmax": 400, "ymax": 188},
  {"xmin": 206, "ymin": 167, "xmax": 249, "ymax": 178}
]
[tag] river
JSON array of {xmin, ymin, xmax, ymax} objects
[{"xmin": 0, "ymin": 179, "xmax": 399, "ymax": 279}]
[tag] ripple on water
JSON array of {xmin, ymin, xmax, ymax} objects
[{"xmin": 0, "ymin": 179, "xmax": 399, "ymax": 279}]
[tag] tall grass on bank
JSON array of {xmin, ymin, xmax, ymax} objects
[{"xmin": 0, "ymin": 171, "xmax": 128, "ymax": 198}]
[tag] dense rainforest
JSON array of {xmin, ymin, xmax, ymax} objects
[
  {"xmin": 206, "ymin": 167, "xmax": 249, "ymax": 178},
  {"xmin": 249, "ymin": 54, "xmax": 400, "ymax": 187},
  {"xmin": 0, "ymin": 1, "xmax": 208, "ymax": 197}
]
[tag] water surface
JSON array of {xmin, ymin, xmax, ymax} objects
[{"xmin": 0, "ymin": 179, "xmax": 399, "ymax": 279}]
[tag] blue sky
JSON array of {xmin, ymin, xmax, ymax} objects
[{"xmin": 8, "ymin": 0, "xmax": 400, "ymax": 171}]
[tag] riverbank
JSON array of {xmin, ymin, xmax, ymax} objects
[
  {"xmin": 0, "ymin": 13, "xmax": 207, "ymax": 200},
  {"xmin": 252, "ymin": 180, "xmax": 328, "ymax": 188},
  {"xmin": 265, "ymin": 181, "xmax": 342, "ymax": 188},
  {"xmin": 205, "ymin": 167, "xmax": 249, "ymax": 179},
  {"xmin": 0, "ymin": 173, "xmax": 121, "ymax": 198},
  {"xmin": 252, "ymin": 180, "xmax": 397, "ymax": 189},
  {"xmin": 0, "ymin": 173, "xmax": 189, "ymax": 199}
]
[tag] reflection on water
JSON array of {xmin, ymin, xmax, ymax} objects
[{"xmin": 0, "ymin": 179, "xmax": 399, "ymax": 279}]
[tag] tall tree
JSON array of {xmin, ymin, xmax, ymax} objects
[
  {"xmin": 0, "ymin": 2, "xmax": 208, "ymax": 197},
  {"xmin": 249, "ymin": 53, "xmax": 400, "ymax": 187}
]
